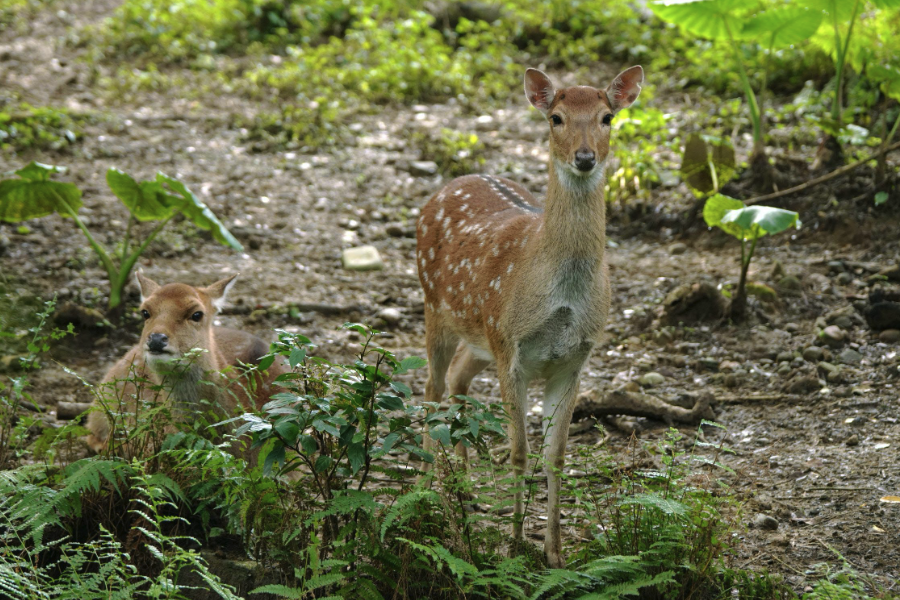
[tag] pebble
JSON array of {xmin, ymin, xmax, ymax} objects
[
  {"xmin": 668, "ymin": 242, "xmax": 687, "ymax": 255},
  {"xmin": 776, "ymin": 351, "xmax": 793, "ymax": 363},
  {"xmin": 377, "ymin": 307, "xmax": 402, "ymax": 325},
  {"xmin": 821, "ymin": 325, "xmax": 846, "ymax": 346},
  {"xmin": 752, "ymin": 514, "xmax": 779, "ymax": 530},
  {"xmin": 409, "ymin": 160, "xmax": 438, "ymax": 176},
  {"xmin": 833, "ymin": 316, "xmax": 854, "ymax": 330},
  {"xmin": 638, "ymin": 372, "xmax": 666, "ymax": 387},
  {"xmin": 384, "ymin": 222, "xmax": 407, "ymax": 237},
  {"xmin": 836, "ymin": 272, "xmax": 854, "ymax": 285},
  {"xmin": 845, "ymin": 434, "xmax": 859, "ymax": 446},
  {"xmin": 784, "ymin": 322, "xmax": 800, "ymax": 333},
  {"xmin": 827, "ymin": 260, "xmax": 845, "ymax": 273},
  {"xmin": 777, "ymin": 275, "xmax": 802, "ymax": 291},
  {"xmin": 342, "ymin": 245, "xmax": 384, "ymax": 271},
  {"xmin": 777, "ymin": 363, "xmax": 791, "ymax": 375},
  {"xmin": 802, "ymin": 346, "xmax": 823, "ymax": 362},
  {"xmin": 719, "ymin": 360, "xmax": 741, "ymax": 372},
  {"xmin": 879, "ymin": 329, "xmax": 900, "ymax": 343},
  {"xmin": 724, "ymin": 374, "xmax": 739, "ymax": 387},
  {"xmin": 837, "ymin": 348, "xmax": 863, "ymax": 364}
]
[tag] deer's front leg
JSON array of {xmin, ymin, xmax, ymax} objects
[
  {"xmin": 496, "ymin": 353, "xmax": 529, "ymax": 539},
  {"xmin": 542, "ymin": 348, "xmax": 590, "ymax": 568}
]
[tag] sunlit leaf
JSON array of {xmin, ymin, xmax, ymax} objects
[
  {"xmin": 106, "ymin": 168, "xmax": 171, "ymax": 221},
  {"xmin": 0, "ymin": 162, "xmax": 83, "ymax": 222},
  {"xmin": 721, "ymin": 205, "xmax": 801, "ymax": 239},
  {"xmin": 155, "ymin": 173, "xmax": 243, "ymax": 251},
  {"xmin": 875, "ymin": 191, "xmax": 889, "ymax": 206},
  {"xmin": 651, "ymin": 0, "xmax": 755, "ymax": 40},
  {"xmin": 741, "ymin": 6, "xmax": 822, "ymax": 48},
  {"xmin": 703, "ymin": 193, "xmax": 746, "ymax": 238}
]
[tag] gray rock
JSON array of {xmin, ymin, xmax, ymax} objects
[
  {"xmin": 837, "ymin": 348, "xmax": 863, "ymax": 364},
  {"xmin": 817, "ymin": 361, "xmax": 839, "ymax": 375},
  {"xmin": 777, "ymin": 275, "xmax": 802, "ymax": 292},
  {"xmin": 836, "ymin": 272, "xmax": 854, "ymax": 285},
  {"xmin": 879, "ymin": 329, "xmax": 900, "ymax": 343},
  {"xmin": 827, "ymin": 260, "xmax": 845, "ymax": 273},
  {"xmin": 409, "ymin": 160, "xmax": 439, "ymax": 176},
  {"xmin": 844, "ymin": 434, "xmax": 859, "ymax": 446},
  {"xmin": 342, "ymin": 245, "xmax": 384, "ymax": 271},
  {"xmin": 752, "ymin": 513, "xmax": 779, "ymax": 530},
  {"xmin": 776, "ymin": 351, "xmax": 793, "ymax": 363},
  {"xmin": 377, "ymin": 307, "xmax": 403, "ymax": 325},
  {"xmin": 777, "ymin": 363, "xmax": 791, "ymax": 375},
  {"xmin": 802, "ymin": 346, "xmax": 823, "ymax": 362},
  {"xmin": 668, "ymin": 242, "xmax": 687, "ymax": 255},
  {"xmin": 784, "ymin": 322, "xmax": 800, "ymax": 333},
  {"xmin": 821, "ymin": 325, "xmax": 846, "ymax": 347},
  {"xmin": 865, "ymin": 302, "xmax": 900, "ymax": 331},
  {"xmin": 834, "ymin": 316, "xmax": 854, "ymax": 330},
  {"xmin": 638, "ymin": 372, "xmax": 666, "ymax": 387},
  {"xmin": 385, "ymin": 222, "xmax": 408, "ymax": 237}
]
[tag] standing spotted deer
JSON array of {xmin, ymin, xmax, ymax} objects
[{"xmin": 415, "ymin": 66, "xmax": 644, "ymax": 567}]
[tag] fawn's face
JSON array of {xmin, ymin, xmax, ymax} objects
[
  {"xmin": 135, "ymin": 273, "xmax": 236, "ymax": 368},
  {"xmin": 525, "ymin": 66, "xmax": 644, "ymax": 178}
]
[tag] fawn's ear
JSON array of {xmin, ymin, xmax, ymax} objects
[
  {"xmin": 201, "ymin": 274, "xmax": 238, "ymax": 312},
  {"xmin": 606, "ymin": 66, "xmax": 644, "ymax": 113},
  {"xmin": 524, "ymin": 68, "xmax": 556, "ymax": 114},
  {"xmin": 135, "ymin": 270, "xmax": 160, "ymax": 302}
]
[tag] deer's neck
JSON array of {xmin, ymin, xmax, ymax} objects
[{"xmin": 540, "ymin": 159, "xmax": 607, "ymax": 262}]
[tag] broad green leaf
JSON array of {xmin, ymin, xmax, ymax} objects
[
  {"xmin": 106, "ymin": 168, "xmax": 172, "ymax": 221},
  {"xmin": 741, "ymin": 6, "xmax": 822, "ymax": 48},
  {"xmin": 721, "ymin": 205, "xmax": 801, "ymax": 239},
  {"xmin": 376, "ymin": 393, "xmax": 405, "ymax": 411},
  {"xmin": 394, "ymin": 356, "xmax": 427, "ymax": 375},
  {"xmin": 263, "ymin": 443, "xmax": 285, "ymax": 476},
  {"xmin": 0, "ymin": 170, "xmax": 83, "ymax": 222},
  {"xmin": 314, "ymin": 454, "xmax": 333, "ymax": 473},
  {"xmin": 390, "ymin": 380, "xmax": 412, "ymax": 398},
  {"xmin": 155, "ymin": 173, "xmax": 243, "ymax": 251},
  {"xmin": 870, "ymin": 0, "xmax": 900, "ymax": 8},
  {"xmin": 298, "ymin": 434, "xmax": 318, "ymax": 454},
  {"xmin": 347, "ymin": 442, "xmax": 365, "ymax": 474},
  {"xmin": 274, "ymin": 419, "xmax": 299, "ymax": 444},
  {"xmin": 703, "ymin": 194, "xmax": 746, "ymax": 239},
  {"xmin": 429, "ymin": 424, "xmax": 451, "ymax": 447},
  {"xmin": 14, "ymin": 161, "xmax": 64, "ymax": 182},
  {"xmin": 798, "ymin": 0, "xmax": 857, "ymax": 22},
  {"xmin": 288, "ymin": 347, "xmax": 306, "ymax": 368},
  {"xmin": 874, "ymin": 191, "xmax": 889, "ymax": 206},
  {"xmin": 651, "ymin": 0, "xmax": 754, "ymax": 40}
]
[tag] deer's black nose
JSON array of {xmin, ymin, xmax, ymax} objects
[
  {"xmin": 575, "ymin": 150, "xmax": 596, "ymax": 172},
  {"xmin": 147, "ymin": 333, "xmax": 168, "ymax": 353}
]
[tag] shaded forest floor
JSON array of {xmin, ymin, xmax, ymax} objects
[{"xmin": 1, "ymin": 0, "xmax": 899, "ymax": 593}]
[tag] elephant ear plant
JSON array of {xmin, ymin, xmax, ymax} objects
[
  {"xmin": 704, "ymin": 194, "xmax": 800, "ymax": 320},
  {"xmin": 0, "ymin": 162, "xmax": 242, "ymax": 315}
]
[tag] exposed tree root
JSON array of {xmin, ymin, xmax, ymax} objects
[{"xmin": 573, "ymin": 387, "xmax": 715, "ymax": 425}]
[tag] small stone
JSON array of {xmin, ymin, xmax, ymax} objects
[
  {"xmin": 834, "ymin": 316, "xmax": 854, "ymax": 330},
  {"xmin": 827, "ymin": 260, "xmax": 846, "ymax": 273},
  {"xmin": 385, "ymin": 222, "xmax": 407, "ymax": 237},
  {"xmin": 817, "ymin": 361, "xmax": 839, "ymax": 375},
  {"xmin": 668, "ymin": 242, "xmax": 687, "ymax": 255},
  {"xmin": 826, "ymin": 369, "xmax": 843, "ymax": 383},
  {"xmin": 777, "ymin": 363, "xmax": 791, "ymax": 375},
  {"xmin": 821, "ymin": 325, "xmax": 846, "ymax": 347},
  {"xmin": 409, "ymin": 160, "xmax": 438, "ymax": 176},
  {"xmin": 879, "ymin": 329, "xmax": 900, "ymax": 343},
  {"xmin": 837, "ymin": 348, "xmax": 863, "ymax": 364},
  {"xmin": 784, "ymin": 322, "xmax": 800, "ymax": 333},
  {"xmin": 777, "ymin": 276, "xmax": 802, "ymax": 292},
  {"xmin": 698, "ymin": 357, "xmax": 719, "ymax": 371},
  {"xmin": 724, "ymin": 373, "xmax": 739, "ymax": 387},
  {"xmin": 638, "ymin": 372, "xmax": 666, "ymax": 387},
  {"xmin": 836, "ymin": 272, "xmax": 854, "ymax": 285},
  {"xmin": 474, "ymin": 115, "xmax": 494, "ymax": 130},
  {"xmin": 719, "ymin": 360, "xmax": 741, "ymax": 373},
  {"xmin": 844, "ymin": 434, "xmax": 859, "ymax": 446},
  {"xmin": 377, "ymin": 307, "xmax": 402, "ymax": 325},
  {"xmin": 802, "ymin": 346, "xmax": 823, "ymax": 362},
  {"xmin": 776, "ymin": 351, "xmax": 793, "ymax": 363},
  {"xmin": 752, "ymin": 514, "xmax": 779, "ymax": 530},
  {"xmin": 342, "ymin": 245, "xmax": 384, "ymax": 271}
]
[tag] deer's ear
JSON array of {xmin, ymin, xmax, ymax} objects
[
  {"xmin": 202, "ymin": 274, "xmax": 238, "ymax": 312},
  {"xmin": 524, "ymin": 68, "xmax": 556, "ymax": 114},
  {"xmin": 135, "ymin": 270, "xmax": 160, "ymax": 302},
  {"xmin": 606, "ymin": 66, "xmax": 644, "ymax": 113}
]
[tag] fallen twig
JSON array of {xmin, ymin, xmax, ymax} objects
[{"xmin": 746, "ymin": 139, "xmax": 900, "ymax": 205}]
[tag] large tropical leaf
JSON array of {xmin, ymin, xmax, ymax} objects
[
  {"xmin": 0, "ymin": 162, "xmax": 83, "ymax": 222},
  {"xmin": 798, "ymin": 0, "xmax": 858, "ymax": 22},
  {"xmin": 721, "ymin": 205, "xmax": 801, "ymax": 240},
  {"xmin": 106, "ymin": 168, "xmax": 172, "ymax": 221},
  {"xmin": 651, "ymin": 0, "xmax": 755, "ymax": 40},
  {"xmin": 155, "ymin": 173, "xmax": 243, "ymax": 251},
  {"xmin": 869, "ymin": 0, "xmax": 900, "ymax": 9},
  {"xmin": 742, "ymin": 6, "xmax": 823, "ymax": 48},
  {"xmin": 703, "ymin": 193, "xmax": 746, "ymax": 239}
]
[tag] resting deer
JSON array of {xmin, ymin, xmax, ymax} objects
[
  {"xmin": 86, "ymin": 272, "xmax": 285, "ymax": 456},
  {"xmin": 416, "ymin": 66, "xmax": 644, "ymax": 567}
]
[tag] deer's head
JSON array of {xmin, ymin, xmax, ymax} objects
[
  {"xmin": 525, "ymin": 66, "xmax": 644, "ymax": 180},
  {"xmin": 135, "ymin": 271, "xmax": 237, "ymax": 369}
]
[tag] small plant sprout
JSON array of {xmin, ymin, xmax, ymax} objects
[
  {"xmin": 0, "ymin": 162, "xmax": 242, "ymax": 314},
  {"xmin": 703, "ymin": 194, "xmax": 800, "ymax": 320}
]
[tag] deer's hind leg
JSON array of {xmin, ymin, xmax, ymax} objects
[
  {"xmin": 422, "ymin": 321, "xmax": 459, "ymax": 469},
  {"xmin": 446, "ymin": 343, "xmax": 491, "ymax": 466}
]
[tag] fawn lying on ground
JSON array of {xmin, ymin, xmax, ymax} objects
[
  {"xmin": 416, "ymin": 65, "xmax": 644, "ymax": 567},
  {"xmin": 86, "ymin": 272, "xmax": 285, "ymax": 456}
]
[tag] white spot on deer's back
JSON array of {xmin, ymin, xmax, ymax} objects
[
  {"xmin": 435, "ymin": 207, "xmax": 445, "ymax": 221},
  {"xmin": 454, "ymin": 189, "xmax": 463, "ymax": 196},
  {"xmin": 428, "ymin": 247, "xmax": 435, "ymax": 260},
  {"xmin": 507, "ymin": 263, "xmax": 514, "ymax": 273}
]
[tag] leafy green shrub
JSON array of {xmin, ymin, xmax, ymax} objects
[
  {"xmin": 703, "ymin": 194, "xmax": 800, "ymax": 320},
  {"xmin": 412, "ymin": 128, "xmax": 487, "ymax": 177},
  {"xmin": 0, "ymin": 102, "xmax": 80, "ymax": 153},
  {"xmin": 238, "ymin": 98, "xmax": 346, "ymax": 151},
  {"xmin": 606, "ymin": 105, "xmax": 675, "ymax": 206},
  {"xmin": 0, "ymin": 162, "xmax": 242, "ymax": 313}
]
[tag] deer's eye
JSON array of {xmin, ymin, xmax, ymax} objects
[
  {"xmin": 141, "ymin": 309, "xmax": 150, "ymax": 320},
  {"xmin": 602, "ymin": 113, "xmax": 613, "ymax": 126},
  {"xmin": 190, "ymin": 311, "xmax": 203, "ymax": 322},
  {"xmin": 550, "ymin": 114, "xmax": 563, "ymax": 126}
]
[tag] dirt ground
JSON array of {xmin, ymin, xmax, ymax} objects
[{"xmin": 2, "ymin": 1, "xmax": 899, "ymax": 593}]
